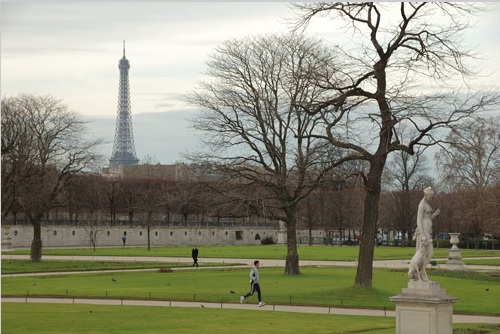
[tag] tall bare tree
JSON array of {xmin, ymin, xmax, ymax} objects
[
  {"xmin": 188, "ymin": 33, "xmax": 337, "ymax": 274},
  {"xmin": 1, "ymin": 94, "xmax": 103, "ymax": 261},
  {"xmin": 136, "ymin": 166, "xmax": 166, "ymax": 251},
  {"xmin": 437, "ymin": 117, "xmax": 500, "ymax": 190},
  {"xmin": 291, "ymin": 3, "xmax": 500, "ymax": 286},
  {"xmin": 436, "ymin": 116, "xmax": 500, "ymax": 247}
]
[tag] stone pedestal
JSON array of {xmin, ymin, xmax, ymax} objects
[
  {"xmin": 390, "ymin": 281, "xmax": 458, "ymax": 334},
  {"xmin": 446, "ymin": 233, "xmax": 465, "ymax": 270}
]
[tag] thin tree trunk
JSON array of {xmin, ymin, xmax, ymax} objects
[
  {"xmin": 30, "ymin": 221, "xmax": 42, "ymax": 262},
  {"xmin": 147, "ymin": 211, "xmax": 151, "ymax": 251},
  {"xmin": 308, "ymin": 224, "xmax": 312, "ymax": 246},
  {"xmin": 285, "ymin": 209, "xmax": 300, "ymax": 275}
]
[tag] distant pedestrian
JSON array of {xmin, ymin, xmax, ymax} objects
[
  {"xmin": 121, "ymin": 232, "xmax": 127, "ymax": 247},
  {"xmin": 240, "ymin": 260, "xmax": 265, "ymax": 307},
  {"xmin": 192, "ymin": 245, "xmax": 199, "ymax": 267}
]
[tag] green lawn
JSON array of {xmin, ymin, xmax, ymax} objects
[
  {"xmin": 4, "ymin": 245, "xmax": 500, "ymax": 261},
  {"xmin": 1, "ymin": 259, "xmax": 240, "ymax": 274},
  {"xmin": 463, "ymin": 258, "xmax": 500, "ymax": 266},
  {"xmin": 3, "ymin": 266, "xmax": 499, "ymax": 314},
  {"xmin": 2, "ymin": 245, "xmax": 500, "ymax": 333},
  {"xmin": 2, "ymin": 303, "xmax": 500, "ymax": 334},
  {"xmin": 1, "ymin": 302, "xmax": 396, "ymax": 334}
]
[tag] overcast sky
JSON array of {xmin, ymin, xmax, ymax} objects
[{"xmin": 2, "ymin": 2, "xmax": 500, "ymax": 166}]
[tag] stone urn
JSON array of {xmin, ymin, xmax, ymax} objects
[
  {"xmin": 449, "ymin": 233, "xmax": 460, "ymax": 250},
  {"xmin": 446, "ymin": 232, "xmax": 465, "ymax": 270}
]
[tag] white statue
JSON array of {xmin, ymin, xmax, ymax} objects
[{"xmin": 408, "ymin": 186, "xmax": 440, "ymax": 282}]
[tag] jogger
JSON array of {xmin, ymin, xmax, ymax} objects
[{"xmin": 240, "ymin": 260, "xmax": 265, "ymax": 307}]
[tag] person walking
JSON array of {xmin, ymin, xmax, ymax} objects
[
  {"xmin": 191, "ymin": 245, "xmax": 199, "ymax": 267},
  {"xmin": 121, "ymin": 232, "xmax": 127, "ymax": 247},
  {"xmin": 240, "ymin": 260, "xmax": 265, "ymax": 307}
]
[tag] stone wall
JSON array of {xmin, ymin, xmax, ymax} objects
[
  {"xmin": 1, "ymin": 225, "xmax": 331, "ymax": 250},
  {"xmin": 2, "ymin": 225, "xmax": 281, "ymax": 249}
]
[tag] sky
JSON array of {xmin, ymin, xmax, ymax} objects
[{"xmin": 2, "ymin": 2, "xmax": 500, "ymax": 166}]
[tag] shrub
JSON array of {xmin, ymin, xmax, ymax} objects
[{"xmin": 261, "ymin": 236, "xmax": 276, "ymax": 245}]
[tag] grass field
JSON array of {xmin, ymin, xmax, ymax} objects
[
  {"xmin": 4, "ymin": 244, "xmax": 500, "ymax": 261},
  {"xmin": 1, "ymin": 260, "xmax": 240, "ymax": 274},
  {"xmin": 2, "ymin": 245, "xmax": 500, "ymax": 333},
  {"xmin": 3, "ymin": 266, "xmax": 499, "ymax": 314},
  {"xmin": 463, "ymin": 258, "xmax": 500, "ymax": 266},
  {"xmin": 1, "ymin": 302, "xmax": 396, "ymax": 334},
  {"xmin": 2, "ymin": 303, "xmax": 500, "ymax": 334}
]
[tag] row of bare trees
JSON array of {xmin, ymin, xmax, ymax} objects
[
  {"xmin": 62, "ymin": 175, "xmax": 284, "ymax": 228},
  {"xmin": 4, "ymin": 162, "xmax": 498, "ymax": 247},
  {"xmin": 379, "ymin": 116, "xmax": 500, "ymax": 247}
]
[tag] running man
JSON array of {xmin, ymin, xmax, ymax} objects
[{"xmin": 240, "ymin": 260, "xmax": 265, "ymax": 307}]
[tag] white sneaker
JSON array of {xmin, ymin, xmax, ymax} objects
[
  {"xmin": 240, "ymin": 296, "xmax": 244, "ymax": 304},
  {"xmin": 258, "ymin": 302, "xmax": 266, "ymax": 307}
]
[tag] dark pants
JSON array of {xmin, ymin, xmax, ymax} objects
[
  {"xmin": 192, "ymin": 257, "xmax": 198, "ymax": 267},
  {"xmin": 243, "ymin": 282, "xmax": 261, "ymax": 302}
]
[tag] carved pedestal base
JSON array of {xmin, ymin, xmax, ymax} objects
[
  {"xmin": 446, "ymin": 249, "xmax": 466, "ymax": 270},
  {"xmin": 390, "ymin": 281, "xmax": 458, "ymax": 334},
  {"xmin": 447, "ymin": 233, "xmax": 465, "ymax": 271}
]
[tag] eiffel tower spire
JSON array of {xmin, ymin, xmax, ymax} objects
[{"xmin": 109, "ymin": 41, "xmax": 139, "ymax": 167}]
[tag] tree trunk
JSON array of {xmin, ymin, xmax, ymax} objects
[
  {"xmin": 355, "ymin": 162, "xmax": 384, "ymax": 287},
  {"xmin": 308, "ymin": 224, "xmax": 312, "ymax": 246},
  {"xmin": 147, "ymin": 211, "xmax": 151, "ymax": 251},
  {"xmin": 30, "ymin": 221, "xmax": 42, "ymax": 262},
  {"xmin": 285, "ymin": 208, "xmax": 300, "ymax": 275}
]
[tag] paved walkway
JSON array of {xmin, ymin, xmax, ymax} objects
[{"xmin": 2, "ymin": 254, "xmax": 500, "ymax": 324}]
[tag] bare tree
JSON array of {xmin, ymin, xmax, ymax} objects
[
  {"xmin": 299, "ymin": 193, "xmax": 321, "ymax": 246},
  {"xmin": 188, "ymin": 33, "xmax": 337, "ymax": 274},
  {"xmin": 1, "ymin": 94, "xmax": 103, "ymax": 261},
  {"xmin": 383, "ymin": 140, "xmax": 431, "ymax": 193},
  {"xmin": 486, "ymin": 184, "xmax": 500, "ymax": 246},
  {"xmin": 136, "ymin": 166, "xmax": 166, "ymax": 251},
  {"xmin": 291, "ymin": 3, "xmax": 500, "ymax": 286},
  {"xmin": 118, "ymin": 179, "xmax": 140, "ymax": 223},
  {"xmin": 83, "ymin": 223, "xmax": 101, "ymax": 251},
  {"xmin": 104, "ymin": 178, "xmax": 119, "ymax": 223},
  {"xmin": 437, "ymin": 117, "xmax": 500, "ymax": 190},
  {"xmin": 379, "ymin": 190, "xmax": 422, "ymax": 247},
  {"xmin": 68, "ymin": 174, "xmax": 107, "ymax": 251},
  {"xmin": 381, "ymin": 134, "xmax": 433, "ymax": 246},
  {"xmin": 436, "ymin": 117, "xmax": 500, "ymax": 247},
  {"xmin": 65, "ymin": 174, "xmax": 107, "ymax": 223},
  {"xmin": 1, "ymin": 98, "xmax": 33, "ymax": 220}
]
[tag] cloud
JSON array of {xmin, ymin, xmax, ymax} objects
[
  {"xmin": 3, "ymin": 2, "xmax": 500, "ymax": 171},
  {"xmin": 1, "ymin": 2, "xmax": 295, "ymax": 119}
]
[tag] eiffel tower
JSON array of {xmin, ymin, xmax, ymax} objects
[{"xmin": 109, "ymin": 41, "xmax": 139, "ymax": 168}]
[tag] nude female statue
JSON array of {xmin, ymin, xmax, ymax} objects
[{"xmin": 408, "ymin": 186, "xmax": 440, "ymax": 282}]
